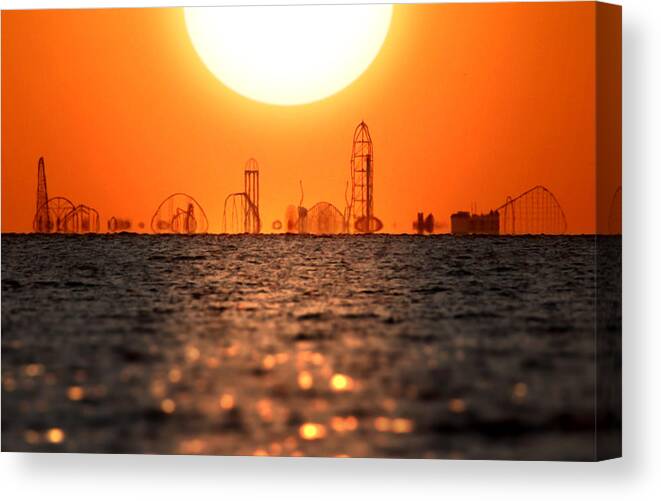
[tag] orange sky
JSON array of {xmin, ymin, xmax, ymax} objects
[{"xmin": 1, "ymin": 3, "xmax": 620, "ymax": 234}]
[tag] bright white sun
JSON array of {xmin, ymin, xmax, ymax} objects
[{"xmin": 184, "ymin": 5, "xmax": 393, "ymax": 106}]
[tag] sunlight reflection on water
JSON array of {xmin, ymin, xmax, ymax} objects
[{"xmin": 1, "ymin": 234, "xmax": 613, "ymax": 459}]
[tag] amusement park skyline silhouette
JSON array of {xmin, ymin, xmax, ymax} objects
[
  {"xmin": 28, "ymin": 121, "xmax": 584, "ymax": 236},
  {"xmin": 2, "ymin": 3, "xmax": 620, "ymax": 234}
]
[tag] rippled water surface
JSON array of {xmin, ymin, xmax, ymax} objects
[{"xmin": 2, "ymin": 234, "xmax": 607, "ymax": 459}]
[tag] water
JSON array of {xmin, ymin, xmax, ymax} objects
[{"xmin": 1, "ymin": 234, "xmax": 610, "ymax": 459}]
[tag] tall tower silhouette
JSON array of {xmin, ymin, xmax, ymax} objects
[
  {"xmin": 349, "ymin": 121, "xmax": 381, "ymax": 233},
  {"xmin": 244, "ymin": 158, "xmax": 260, "ymax": 233},
  {"xmin": 33, "ymin": 157, "xmax": 51, "ymax": 232}
]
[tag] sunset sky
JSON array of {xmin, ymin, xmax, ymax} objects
[{"xmin": 1, "ymin": 3, "xmax": 620, "ymax": 233}]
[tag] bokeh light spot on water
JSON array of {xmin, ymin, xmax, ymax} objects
[
  {"xmin": 161, "ymin": 398, "xmax": 176, "ymax": 414},
  {"xmin": 179, "ymin": 438, "xmax": 205, "ymax": 454},
  {"xmin": 297, "ymin": 371, "xmax": 314, "ymax": 390},
  {"xmin": 330, "ymin": 416, "xmax": 359, "ymax": 433},
  {"xmin": 67, "ymin": 385, "xmax": 85, "ymax": 401},
  {"xmin": 224, "ymin": 343, "xmax": 241, "ymax": 357},
  {"xmin": 168, "ymin": 367, "xmax": 182, "ymax": 383},
  {"xmin": 24, "ymin": 430, "xmax": 41, "ymax": 444},
  {"xmin": 219, "ymin": 393, "xmax": 235, "ymax": 410},
  {"xmin": 24, "ymin": 363, "xmax": 44, "ymax": 377},
  {"xmin": 269, "ymin": 442, "xmax": 283, "ymax": 456},
  {"xmin": 46, "ymin": 427, "xmax": 65, "ymax": 443},
  {"xmin": 449, "ymin": 398, "xmax": 467, "ymax": 414},
  {"xmin": 4, "ymin": 375, "xmax": 17, "ymax": 392},
  {"xmin": 186, "ymin": 346, "xmax": 201, "ymax": 362},
  {"xmin": 330, "ymin": 373, "xmax": 354, "ymax": 392},
  {"xmin": 299, "ymin": 423, "xmax": 327, "ymax": 440},
  {"xmin": 392, "ymin": 418, "xmax": 414, "ymax": 434},
  {"xmin": 372, "ymin": 416, "xmax": 413, "ymax": 434},
  {"xmin": 262, "ymin": 354, "xmax": 276, "ymax": 370},
  {"xmin": 513, "ymin": 382, "xmax": 528, "ymax": 401},
  {"xmin": 374, "ymin": 416, "xmax": 391, "ymax": 432},
  {"xmin": 256, "ymin": 399, "xmax": 274, "ymax": 422},
  {"xmin": 150, "ymin": 379, "xmax": 167, "ymax": 398}
]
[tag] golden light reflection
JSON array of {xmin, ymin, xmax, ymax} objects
[
  {"xmin": 46, "ymin": 427, "xmax": 65, "ymax": 443},
  {"xmin": 513, "ymin": 382, "xmax": 528, "ymax": 401},
  {"xmin": 374, "ymin": 416, "xmax": 390, "ymax": 432},
  {"xmin": 295, "ymin": 350, "xmax": 326, "ymax": 369},
  {"xmin": 262, "ymin": 354, "xmax": 276, "ymax": 370},
  {"xmin": 392, "ymin": 418, "xmax": 414, "ymax": 434},
  {"xmin": 269, "ymin": 442, "xmax": 283, "ymax": 456},
  {"xmin": 67, "ymin": 385, "xmax": 85, "ymax": 401},
  {"xmin": 219, "ymin": 393, "xmax": 235, "ymax": 410},
  {"xmin": 24, "ymin": 429, "xmax": 41, "ymax": 444},
  {"xmin": 161, "ymin": 398, "xmax": 176, "ymax": 414},
  {"xmin": 253, "ymin": 448, "xmax": 269, "ymax": 456},
  {"xmin": 180, "ymin": 438, "xmax": 205, "ymax": 454},
  {"xmin": 448, "ymin": 398, "xmax": 467, "ymax": 414},
  {"xmin": 330, "ymin": 373, "xmax": 354, "ymax": 392},
  {"xmin": 168, "ymin": 367, "xmax": 182, "ymax": 383},
  {"xmin": 24, "ymin": 363, "xmax": 44, "ymax": 377},
  {"xmin": 256, "ymin": 398, "xmax": 274, "ymax": 422},
  {"xmin": 372, "ymin": 416, "xmax": 414, "ymax": 434},
  {"xmin": 225, "ymin": 343, "xmax": 240, "ymax": 357},
  {"xmin": 3, "ymin": 375, "xmax": 17, "ymax": 392},
  {"xmin": 297, "ymin": 371, "xmax": 314, "ymax": 390},
  {"xmin": 151, "ymin": 380, "xmax": 167, "ymax": 398},
  {"xmin": 205, "ymin": 356, "xmax": 220, "ymax": 368},
  {"xmin": 330, "ymin": 416, "xmax": 359, "ymax": 433},
  {"xmin": 330, "ymin": 416, "xmax": 344, "ymax": 432},
  {"xmin": 299, "ymin": 422, "xmax": 327, "ymax": 440},
  {"xmin": 185, "ymin": 346, "xmax": 200, "ymax": 362}
]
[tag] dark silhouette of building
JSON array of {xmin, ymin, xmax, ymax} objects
[
  {"xmin": 413, "ymin": 212, "xmax": 435, "ymax": 234},
  {"xmin": 451, "ymin": 211, "xmax": 500, "ymax": 235}
]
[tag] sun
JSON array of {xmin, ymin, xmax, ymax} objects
[{"xmin": 184, "ymin": 5, "xmax": 393, "ymax": 106}]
